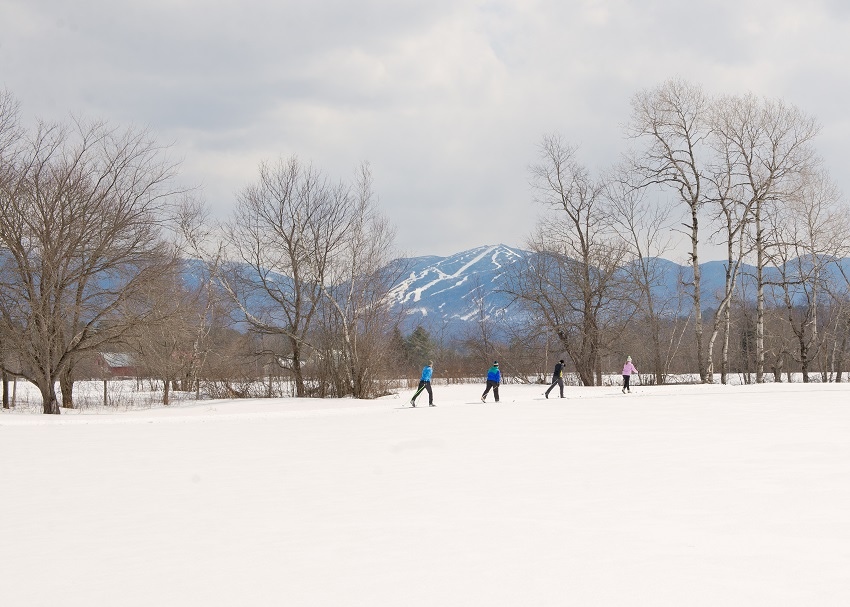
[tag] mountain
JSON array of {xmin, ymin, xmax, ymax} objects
[
  {"xmin": 386, "ymin": 247, "xmax": 850, "ymax": 336},
  {"xmin": 387, "ymin": 244, "xmax": 529, "ymax": 334},
  {"xmin": 180, "ymin": 245, "xmax": 850, "ymax": 337}
]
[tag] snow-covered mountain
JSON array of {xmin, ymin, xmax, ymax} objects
[
  {"xmin": 184, "ymin": 245, "xmax": 850, "ymax": 337},
  {"xmin": 387, "ymin": 244, "xmax": 528, "ymax": 333},
  {"xmin": 387, "ymin": 246, "xmax": 850, "ymax": 335}
]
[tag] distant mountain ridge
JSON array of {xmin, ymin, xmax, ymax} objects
[
  {"xmin": 388, "ymin": 245, "xmax": 850, "ymax": 334},
  {"xmin": 181, "ymin": 245, "xmax": 850, "ymax": 336}
]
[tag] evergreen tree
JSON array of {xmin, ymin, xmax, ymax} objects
[{"xmin": 404, "ymin": 326, "xmax": 434, "ymax": 365}]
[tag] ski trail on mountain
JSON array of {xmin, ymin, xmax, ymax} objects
[
  {"xmin": 447, "ymin": 245, "xmax": 496, "ymax": 278},
  {"xmin": 396, "ymin": 245, "xmax": 498, "ymax": 303}
]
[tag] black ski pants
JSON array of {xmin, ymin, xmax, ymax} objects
[
  {"xmin": 482, "ymin": 380, "xmax": 499, "ymax": 402},
  {"xmin": 412, "ymin": 380, "xmax": 432, "ymax": 404},
  {"xmin": 545, "ymin": 377, "xmax": 564, "ymax": 398}
]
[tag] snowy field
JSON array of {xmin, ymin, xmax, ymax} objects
[{"xmin": 2, "ymin": 381, "xmax": 850, "ymax": 606}]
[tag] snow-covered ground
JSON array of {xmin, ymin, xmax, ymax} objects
[{"xmin": 2, "ymin": 381, "xmax": 850, "ymax": 606}]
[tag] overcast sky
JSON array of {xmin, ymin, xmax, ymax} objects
[{"xmin": 2, "ymin": 0, "xmax": 850, "ymax": 260}]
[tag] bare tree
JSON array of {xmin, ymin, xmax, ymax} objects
[
  {"xmin": 767, "ymin": 169, "xmax": 849, "ymax": 382},
  {"xmin": 0, "ymin": 89, "xmax": 22, "ymax": 408},
  {"xmin": 0, "ymin": 89, "xmax": 21, "ymax": 161},
  {"xmin": 507, "ymin": 136, "xmax": 627, "ymax": 386},
  {"xmin": 129, "ymin": 261, "xmax": 225, "ymax": 404},
  {"xmin": 627, "ymin": 78, "xmax": 714, "ymax": 381},
  {"xmin": 820, "ymin": 293, "xmax": 850, "ymax": 382},
  {"xmin": 703, "ymin": 114, "xmax": 751, "ymax": 384},
  {"xmin": 316, "ymin": 163, "xmax": 403, "ymax": 398},
  {"xmin": 714, "ymin": 93, "xmax": 820, "ymax": 382},
  {"xmin": 0, "ymin": 117, "xmax": 181, "ymax": 413},
  {"xmin": 175, "ymin": 195, "xmax": 240, "ymax": 397},
  {"xmin": 606, "ymin": 173, "xmax": 679, "ymax": 384},
  {"xmin": 218, "ymin": 157, "xmax": 352, "ymax": 396}
]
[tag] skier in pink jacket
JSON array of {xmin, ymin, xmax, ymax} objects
[{"xmin": 622, "ymin": 356, "xmax": 638, "ymax": 393}]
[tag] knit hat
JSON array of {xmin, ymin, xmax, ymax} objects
[
  {"xmin": 559, "ymin": 359, "xmax": 565, "ymax": 364},
  {"xmin": 493, "ymin": 361, "xmax": 499, "ymax": 366},
  {"xmin": 627, "ymin": 356, "xmax": 632, "ymax": 362}
]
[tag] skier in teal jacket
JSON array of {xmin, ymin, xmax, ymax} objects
[
  {"xmin": 410, "ymin": 361, "xmax": 434, "ymax": 407},
  {"xmin": 481, "ymin": 361, "xmax": 501, "ymax": 402}
]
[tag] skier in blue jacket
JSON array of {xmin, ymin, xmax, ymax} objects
[
  {"xmin": 481, "ymin": 361, "xmax": 501, "ymax": 402},
  {"xmin": 410, "ymin": 361, "xmax": 434, "ymax": 407}
]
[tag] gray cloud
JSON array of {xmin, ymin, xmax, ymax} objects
[{"xmin": 2, "ymin": 0, "xmax": 850, "ymax": 258}]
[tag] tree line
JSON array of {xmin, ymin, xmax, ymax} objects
[
  {"xmin": 505, "ymin": 78, "xmax": 850, "ymax": 387},
  {"xmin": 2, "ymin": 78, "xmax": 849, "ymax": 414}
]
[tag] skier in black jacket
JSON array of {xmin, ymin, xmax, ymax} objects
[{"xmin": 545, "ymin": 359, "xmax": 565, "ymax": 399}]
